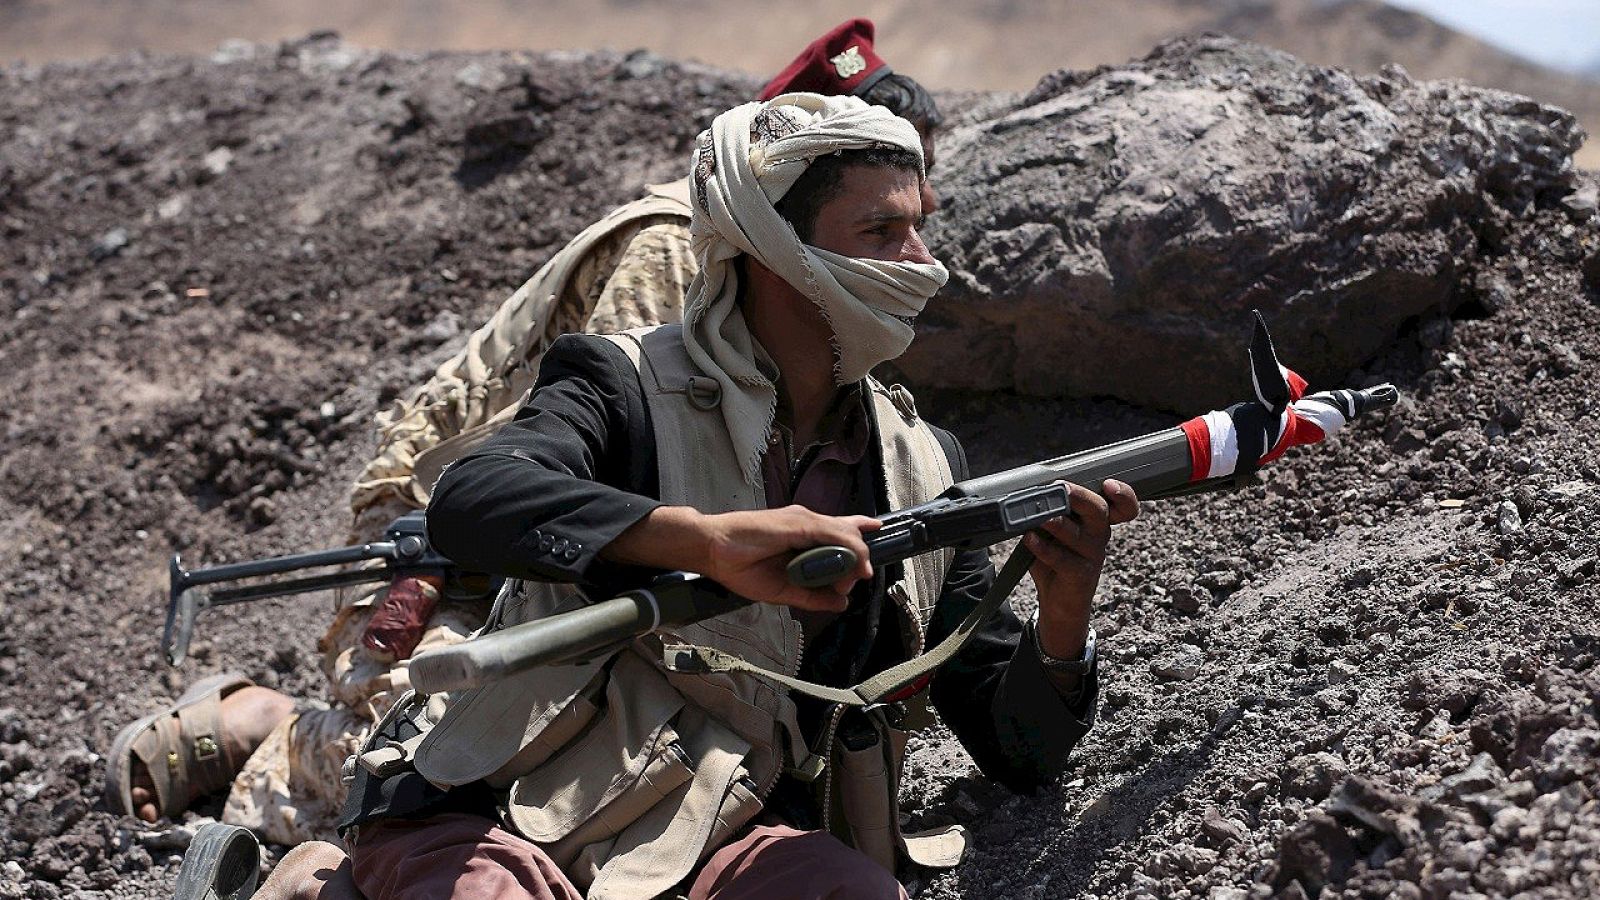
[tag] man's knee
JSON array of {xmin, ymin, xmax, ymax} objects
[
  {"xmin": 257, "ymin": 841, "xmax": 359, "ymax": 900},
  {"xmin": 816, "ymin": 850, "xmax": 904, "ymax": 900}
]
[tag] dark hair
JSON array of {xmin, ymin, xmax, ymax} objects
[
  {"xmin": 860, "ymin": 72, "xmax": 943, "ymax": 132},
  {"xmin": 774, "ymin": 146, "xmax": 921, "ymax": 242}
]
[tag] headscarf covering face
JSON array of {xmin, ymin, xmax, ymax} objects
[{"xmin": 685, "ymin": 92, "xmax": 949, "ymax": 484}]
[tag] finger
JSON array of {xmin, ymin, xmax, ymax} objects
[
  {"xmin": 1065, "ymin": 483, "xmax": 1111, "ymax": 543},
  {"xmin": 1024, "ymin": 531, "xmax": 1087, "ymax": 577},
  {"xmin": 1038, "ymin": 515, "xmax": 1084, "ymax": 549},
  {"xmin": 1030, "ymin": 524, "xmax": 1094, "ymax": 566},
  {"xmin": 782, "ymin": 586, "xmax": 850, "ymax": 613},
  {"xmin": 1102, "ymin": 479, "xmax": 1141, "ymax": 525}
]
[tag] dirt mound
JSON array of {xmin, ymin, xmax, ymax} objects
[
  {"xmin": 6, "ymin": 0, "xmax": 1599, "ymax": 170},
  {"xmin": 2, "ymin": 33, "xmax": 1598, "ymax": 900}
]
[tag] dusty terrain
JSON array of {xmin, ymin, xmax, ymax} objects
[
  {"xmin": 2, "ymin": 31, "xmax": 1599, "ymax": 900},
  {"xmin": 4, "ymin": 0, "xmax": 1600, "ymax": 169}
]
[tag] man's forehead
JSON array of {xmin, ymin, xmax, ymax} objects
[{"xmin": 829, "ymin": 165, "xmax": 923, "ymax": 219}]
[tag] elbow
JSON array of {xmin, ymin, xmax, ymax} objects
[{"xmin": 424, "ymin": 462, "xmax": 487, "ymax": 565}]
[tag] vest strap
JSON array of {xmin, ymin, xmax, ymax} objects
[{"xmin": 661, "ymin": 545, "xmax": 1035, "ymax": 706}]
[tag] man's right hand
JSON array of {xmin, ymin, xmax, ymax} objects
[{"xmin": 603, "ymin": 505, "xmax": 878, "ymax": 611}]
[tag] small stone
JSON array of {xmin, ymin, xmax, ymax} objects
[
  {"xmin": 248, "ymin": 496, "xmax": 278, "ymax": 525},
  {"xmin": 1436, "ymin": 753, "xmax": 1505, "ymax": 798},
  {"xmin": 1495, "ymin": 501, "xmax": 1523, "ymax": 535},
  {"xmin": 203, "ymin": 146, "xmax": 234, "ymax": 177},
  {"xmin": 1537, "ymin": 728, "xmax": 1600, "ymax": 785},
  {"xmin": 1559, "ymin": 557, "xmax": 1597, "ymax": 585},
  {"xmin": 1196, "ymin": 569, "xmax": 1242, "ymax": 593},
  {"xmin": 157, "ymin": 194, "xmax": 188, "ymax": 220},
  {"xmin": 210, "ymin": 38, "xmax": 257, "ymax": 64},
  {"xmin": 1490, "ymin": 806, "xmax": 1528, "ymax": 841},
  {"xmin": 1326, "ymin": 660, "xmax": 1357, "ymax": 686},
  {"xmin": 1493, "ymin": 397, "xmax": 1524, "ymax": 431},
  {"xmin": 1201, "ymin": 807, "xmax": 1247, "ymax": 846},
  {"xmin": 1284, "ymin": 752, "xmax": 1347, "ymax": 801},
  {"xmin": 1151, "ymin": 645, "xmax": 1204, "ymax": 682},
  {"xmin": 419, "ymin": 310, "xmax": 462, "ymax": 343},
  {"xmin": 1562, "ymin": 182, "xmax": 1599, "ymax": 219},
  {"xmin": 1168, "ymin": 584, "xmax": 1202, "ymax": 615},
  {"xmin": 90, "ymin": 227, "xmax": 128, "ymax": 260},
  {"xmin": 1547, "ymin": 344, "xmax": 1582, "ymax": 377},
  {"xmin": 319, "ymin": 401, "xmax": 337, "ymax": 419},
  {"xmin": 0, "ymin": 707, "xmax": 25, "ymax": 744}
]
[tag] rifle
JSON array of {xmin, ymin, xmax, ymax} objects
[
  {"xmin": 161, "ymin": 511, "xmax": 499, "ymax": 665},
  {"xmin": 407, "ymin": 313, "xmax": 1398, "ymax": 696}
]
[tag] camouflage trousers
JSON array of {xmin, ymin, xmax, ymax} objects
[{"xmin": 222, "ymin": 588, "xmax": 489, "ymax": 845}]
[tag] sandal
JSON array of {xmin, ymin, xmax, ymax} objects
[
  {"xmin": 173, "ymin": 822, "xmax": 260, "ymax": 900},
  {"xmin": 106, "ymin": 672, "xmax": 254, "ymax": 819}
]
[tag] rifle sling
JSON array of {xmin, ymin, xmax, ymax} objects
[{"xmin": 661, "ymin": 545, "xmax": 1035, "ymax": 707}]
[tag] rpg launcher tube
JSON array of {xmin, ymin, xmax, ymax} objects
[
  {"xmin": 408, "ymin": 575, "xmax": 744, "ymax": 694},
  {"xmin": 788, "ymin": 382, "xmax": 1398, "ymax": 589}
]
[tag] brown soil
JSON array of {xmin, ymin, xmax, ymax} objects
[{"xmin": 2, "ymin": 33, "xmax": 1598, "ymax": 900}]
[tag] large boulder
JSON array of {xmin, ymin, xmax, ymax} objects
[{"xmin": 907, "ymin": 35, "xmax": 1584, "ymax": 411}]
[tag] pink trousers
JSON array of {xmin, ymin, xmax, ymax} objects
[{"xmin": 350, "ymin": 813, "xmax": 908, "ymax": 900}]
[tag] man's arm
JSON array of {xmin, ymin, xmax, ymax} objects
[
  {"xmin": 425, "ymin": 334, "xmax": 665, "ymax": 586},
  {"xmin": 928, "ymin": 550, "xmax": 1099, "ymax": 793},
  {"xmin": 925, "ymin": 427, "xmax": 1105, "ymax": 792},
  {"xmin": 427, "ymin": 334, "xmax": 876, "ymax": 609}
]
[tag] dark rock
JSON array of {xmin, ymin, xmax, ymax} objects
[
  {"xmin": 1201, "ymin": 806, "xmax": 1248, "ymax": 847},
  {"xmin": 1283, "ymin": 752, "xmax": 1348, "ymax": 802},
  {"xmin": 1166, "ymin": 583, "xmax": 1202, "ymax": 614},
  {"xmin": 903, "ymin": 35, "xmax": 1582, "ymax": 409},
  {"xmin": 1273, "ymin": 810, "xmax": 1357, "ymax": 896},
  {"xmin": 1151, "ymin": 645, "xmax": 1205, "ymax": 682},
  {"xmin": 1534, "ymin": 728, "xmax": 1600, "ymax": 786}
]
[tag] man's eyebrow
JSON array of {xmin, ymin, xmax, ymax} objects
[{"xmin": 853, "ymin": 209, "xmax": 918, "ymax": 226}]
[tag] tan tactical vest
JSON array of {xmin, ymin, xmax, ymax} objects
[{"xmin": 401, "ymin": 324, "xmax": 965, "ymax": 898}]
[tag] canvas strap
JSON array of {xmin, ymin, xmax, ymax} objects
[{"xmin": 662, "ymin": 545, "xmax": 1034, "ymax": 706}]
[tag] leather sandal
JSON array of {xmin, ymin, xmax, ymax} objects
[
  {"xmin": 173, "ymin": 822, "xmax": 261, "ymax": 900},
  {"xmin": 106, "ymin": 672, "xmax": 254, "ymax": 819}
]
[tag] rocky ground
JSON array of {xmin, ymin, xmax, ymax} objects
[{"xmin": 1, "ymin": 32, "xmax": 1597, "ymax": 900}]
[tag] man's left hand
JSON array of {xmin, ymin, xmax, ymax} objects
[{"xmin": 1026, "ymin": 479, "xmax": 1140, "ymax": 661}]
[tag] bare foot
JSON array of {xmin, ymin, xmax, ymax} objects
[
  {"xmin": 256, "ymin": 841, "xmax": 361, "ymax": 900},
  {"xmin": 128, "ymin": 685, "xmax": 296, "ymax": 822}
]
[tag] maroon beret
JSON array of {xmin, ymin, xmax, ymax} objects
[{"xmin": 758, "ymin": 18, "xmax": 893, "ymax": 101}]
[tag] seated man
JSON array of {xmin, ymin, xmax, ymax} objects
[
  {"xmin": 338, "ymin": 92, "xmax": 1137, "ymax": 899},
  {"xmin": 110, "ymin": 19, "xmax": 946, "ymax": 849}
]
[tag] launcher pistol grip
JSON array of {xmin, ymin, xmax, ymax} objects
[{"xmin": 786, "ymin": 483, "xmax": 1070, "ymax": 589}]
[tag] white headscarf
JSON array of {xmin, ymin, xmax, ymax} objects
[{"xmin": 684, "ymin": 92, "xmax": 949, "ymax": 485}]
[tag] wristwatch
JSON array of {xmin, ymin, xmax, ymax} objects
[{"xmin": 1030, "ymin": 614, "xmax": 1097, "ymax": 675}]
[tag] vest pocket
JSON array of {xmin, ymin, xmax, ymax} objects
[
  {"xmin": 704, "ymin": 772, "xmax": 762, "ymax": 857},
  {"xmin": 506, "ymin": 652, "xmax": 688, "ymax": 846},
  {"xmin": 542, "ymin": 735, "xmax": 696, "ymax": 868},
  {"xmin": 835, "ymin": 726, "xmax": 897, "ymax": 874}
]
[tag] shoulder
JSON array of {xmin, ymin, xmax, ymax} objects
[
  {"xmin": 867, "ymin": 380, "xmax": 972, "ymax": 482},
  {"xmin": 537, "ymin": 333, "xmax": 645, "ymax": 392}
]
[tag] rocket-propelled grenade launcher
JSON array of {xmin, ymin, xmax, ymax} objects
[{"xmin": 407, "ymin": 311, "xmax": 1398, "ymax": 695}]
